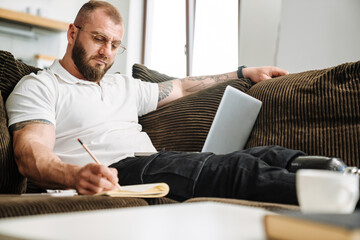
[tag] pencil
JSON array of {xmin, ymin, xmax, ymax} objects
[
  {"xmin": 77, "ymin": 138, "xmax": 121, "ymax": 190},
  {"xmin": 77, "ymin": 138, "xmax": 101, "ymax": 164}
]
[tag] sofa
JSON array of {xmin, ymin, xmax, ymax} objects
[{"xmin": 0, "ymin": 49, "xmax": 359, "ymax": 218}]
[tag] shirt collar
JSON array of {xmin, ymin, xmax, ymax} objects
[{"xmin": 48, "ymin": 60, "xmax": 115, "ymax": 85}]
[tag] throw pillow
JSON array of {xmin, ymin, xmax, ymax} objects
[
  {"xmin": 0, "ymin": 50, "xmax": 39, "ymax": 193},
  {"xmin": 0, "ymin": 91, "xmax": 26, "ymax": 193},
  {"xmin": 132, "ymin": 64, "xmax": 176, "ymax": 83},
  {"xmin": 246, "ymin": 61, "xmax": 360, "ymax": 167},
  {"xmin": 134, "ymin": 64, "xmax": 254, "ymax": 152},
  {"xmin": 0, "ymin": 50, "xmax": 40, "ymax": 101}
]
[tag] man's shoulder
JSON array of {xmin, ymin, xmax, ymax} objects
[
  {"xmin": 19, "ymin": 68, "xmax": 58, "ymax": 85},
  {"xmin": 13, "ymin": 68, "xmax": 59, "ymax": 96}
]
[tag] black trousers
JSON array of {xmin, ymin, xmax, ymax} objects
[{"xmin": 109, "ymin": 145, "xmax": 305, "ymax": 204}]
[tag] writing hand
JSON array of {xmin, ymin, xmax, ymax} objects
[{"xmin": 75, "ymin": 163, "xmax": 119, "ymax": 195}]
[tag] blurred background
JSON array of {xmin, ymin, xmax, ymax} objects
[{"xmin": 0, "ymin": 0, "xmax": 359, "ymax": 77}]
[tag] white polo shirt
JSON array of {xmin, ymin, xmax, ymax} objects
[{"xmin": 6, "ymin": 60, "xmax": 159, "ymax": 166}]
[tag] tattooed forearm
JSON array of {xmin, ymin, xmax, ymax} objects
[
  {"xmin": 158, "ymin": 81, "xmax": 174, "ymax": 102},
  {"xmin": 156, "ymin": 71, "xmax": 237, "ymax": 107},
  {"xmin": 183, "ymin": 82, "xmax": 207, "ymax": 93},
  {"xmin": 9, "ymin": 119, "xmax": 53, "ymax": 133},
  {"xmin": 182, "ymin": 73, "xmax": 233, "ymax": 93},
  {"xmin": 186, "ymin": 73, "xmax": 232, "ymax": 83}
]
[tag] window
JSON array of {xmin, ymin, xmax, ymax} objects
[
  {"xmin": 144, "ymin": 0, "xmax": 238, "ymax": 77},
  {"xmin": 144, "ymin": 0, "xmax": 186, "ymax": 77},
  {"xmin": 192, "ymin": 0, "xmax": 238, "ymax": 75}
]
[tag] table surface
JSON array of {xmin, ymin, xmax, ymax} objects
[{"xmin": 0, "ymin": 201, "xmax": 273, "ymax": 240}]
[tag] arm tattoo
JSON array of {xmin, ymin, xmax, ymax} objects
[
  {"xmin": 183, "ymin": 74, "xmax": 232, "ymax": 93},
  {"xmin": 158, "ymin": 81, "xmax": 173, "ymax": 102},
  {"xmin": 9, "ymin": 119, "xmax": 53, "ymax": 133},
  {"xmin": 183, "ymin": 82, "xmax": 207, "ymax": 93},
  {"xmin": 186, "ymin": 74, "xmax": 231, "ymax": 83}
]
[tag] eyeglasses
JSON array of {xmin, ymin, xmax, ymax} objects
[{"xmin": 75, "ymin": 25, "xmax": 126, "ymax": 54}]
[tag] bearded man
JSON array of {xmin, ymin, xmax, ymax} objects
[{"xmin": 6, "ymin": 1, "xmax": 317, "ymax": 204}]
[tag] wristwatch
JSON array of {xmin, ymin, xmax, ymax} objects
[{"xmin": 237, "ymin": 65, "xmax": 247, "ymax": 79}]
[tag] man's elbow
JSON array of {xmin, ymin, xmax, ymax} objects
[{"xmin": 14, "ymin": 156, "xmax": 29, "ymax": 178}]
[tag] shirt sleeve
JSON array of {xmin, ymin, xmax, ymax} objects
[
  {"xmin": 5, "ymin": 71, "xmax": 57, "ymax": 127},
  {"xmin": 133, "ymin": 78, "xmax": 159, "ymax": 117}
]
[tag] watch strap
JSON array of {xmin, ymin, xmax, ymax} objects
[{"xmin": 237, "ymin": 65, "xmax": 247, "ymax": 79}]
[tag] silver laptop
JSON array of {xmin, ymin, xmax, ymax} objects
[{"xmin": 201, "ymin": 85, "xmax": 262, "ymax": 154}]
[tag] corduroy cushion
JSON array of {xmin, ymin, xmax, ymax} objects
[
  {"xmin": 133, "ymin": 64, "xmax": 254, "ymax": 152},
  {"xmin": 0, "ymin": 51, "xmax": 40, "ymax": 193},
  {"xmin": 0, "ymin": 51, "xmax": 40, "ymax": 101},
  {"xmin": 132, "ymin": 63, "xmax": 176, "ymax": 83},
  {"xmin": 246, "ymin": 61, "xmax": 360, "ymax": 167},
  {"xmin": 0, "ymin": 92, "xmax": 26, "ymax": 193}
]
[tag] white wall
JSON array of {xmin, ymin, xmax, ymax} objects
[
  {"xmin": 239, "ymin": 0, "xmax": 360, "ymax": 73},
  {"xmin": 238, "ymin": 0, "xmax": 282, "ymax": 67},
  {"xmin": 276, "ymin": 0, "xmax": 360, "ymax": 73}
]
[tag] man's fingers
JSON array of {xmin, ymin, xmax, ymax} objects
[
  {"xmin": 108, "ymin": 167, "xmax": 119, "ymax": 185},
  {"xmin": 77, "ymin": 178, "xmax": 104, "ymax": 195},
  {"xmin": 76, "ymin": 164, "xmax": 120, "ymax": 194},
  {"xmin": 251, "ymin": 67, "xmax": 289, "ymax": 82},
  {"xmin": 271, "ymin": 67, "xmax": 289, "ymax": 77},
  {"xmin": 77, "ymin": 174, "xmax": 116, "ymax": 194},
  {"xmin": 91, "ymin": 165, "xmax": 119, "ymax": 187}
]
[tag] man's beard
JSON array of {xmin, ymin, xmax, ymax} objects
[{"xmin": 72, "ymin": 38, "xmax": 113, "ymax": 82}]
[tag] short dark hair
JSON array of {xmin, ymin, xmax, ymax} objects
[{"xmin": 74, "ymin": 0, "xmax": 123, "ymax": 27}]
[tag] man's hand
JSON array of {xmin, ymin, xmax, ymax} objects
[
  {"xmin": 242, "ymin": 66, "xmax": 289, "ymax": 83},
  {"xmin": 75, "ymin": 163, "xmax": 119, "ymax": 195}
]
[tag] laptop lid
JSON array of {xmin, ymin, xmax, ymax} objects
[{"xmin": 201, "ymin": 85, "xmax": 262, "ymax": 154}]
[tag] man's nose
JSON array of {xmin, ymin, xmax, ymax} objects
[{"xmin": 98, "ymin": 42, "xmax": 112, "ymax": 57}]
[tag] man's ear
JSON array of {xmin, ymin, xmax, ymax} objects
[{"xmin": 67, "ymin": 24, "xmax": 77, "ymax": 45}]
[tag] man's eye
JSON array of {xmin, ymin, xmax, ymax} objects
[
  {"xmin": 93, "ymin": 35, "xmax": 107, "ymax": 43},
  {"xmin": 111, "ymin": 43, "xmax": 120, "ymax": 49}
]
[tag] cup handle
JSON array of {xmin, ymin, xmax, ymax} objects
[{"xmin": 335, "ymin": 187, "xmax": 357, "ymax": 209}]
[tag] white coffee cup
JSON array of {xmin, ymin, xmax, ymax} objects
[{"xmin": 296, "ymin": 169, "xmax": 359, "ymax": 213}]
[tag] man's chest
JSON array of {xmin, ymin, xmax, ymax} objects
[{"xmin": 54, "ymin": 83, "xmax": 139, "ymax": 132}]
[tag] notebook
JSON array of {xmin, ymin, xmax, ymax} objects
[
  {"xmin": 264, "ymin": 211, "xmax": 360, "ymax": 240},
  {"xmin": 201, "ymin": 85, "xmax": 262, "ymax": 154}
]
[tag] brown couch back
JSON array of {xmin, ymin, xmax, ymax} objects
[
  {"xmin": 134, "ymin": 62, "xmax": 360, "ymax": 168},
  {"xmin": 246, "ymin": 62, "xmax": 360, "ymax": 167}
]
